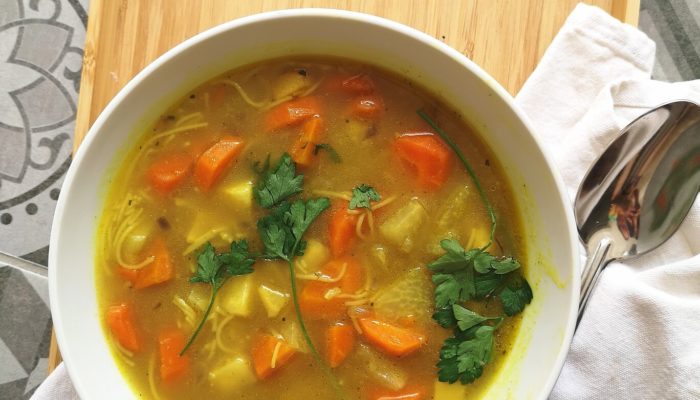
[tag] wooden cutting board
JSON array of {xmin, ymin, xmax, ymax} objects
[{"xmin": 50, "ymin": 0, "xmax": 639, "ymax": 373}]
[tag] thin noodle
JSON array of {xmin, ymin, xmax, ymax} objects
[
  {"xmin": 296, "ymin": 263, "xmax": 347, "ymax": 283},
  {"xmin": 355, "ymin": 212, "xmax": 367, "ymax": 240},
  {"xmin": 148, "ymin": 354, "xmax": 162, "ymax": 400},
  {"xmin": 221, "ymin": 80, "xmax": 267, "ymax": 108},
  {"xmin": 183, "ymin": 227, "xmax": 228, "ymax": 255},
  {"xmin": 214, "ymin": 314, "xmax": 237, "ymax": 354},
  {"xmin": 366, "ymin": 209, "xmax": 375, "ymax": 234},
  {"xmin": 270, "ymin": 341, "xmax": 282, "ymax": 369},
  {"xmin": 175, "ymin": 112, "xmax": 203, "ymax": 127},
  {"xmin": 349, "ymin": 314, "xmax": 363, "ymax": 334},
  {"xmin": 311, "ymin": 189, "xmax": 352, "ymax": 201}
]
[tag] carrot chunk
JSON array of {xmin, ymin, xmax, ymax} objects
[
  {"xmin": 251, "ymin": 333, "xmax": 296, "ymax": 379},
  {"xmin": 299, "ymin": 257, "xmax": 364, "ymax": 320},
  {"xmin": 133, "ymin": 238, "xmax": 173, "ymax": 289},
  {"xmin": 358, "ymin": 318, "xmax": 426, "ymax": 357},
  {"xmin": 367, "ymin": 385, "xmax": 427, "ymax": 400},
  {"xmin": 290, "ymin": 116, "xmax": 325, "ymax": 167},
  {"xmin": 394, "ymin": 133, "xmax": 453, "ymax": 190},
  {"xmin": 159, "ymin": 328, "xmax": 190, "ymax": 383},
  {"xmin": 323, "ymin": 73, "xmax": 375, "ymax": 94},
  {"xmin": 328, "ymin": 201, "xmax": 358, "ymax": 257},
  {"xmin": 325, "ymin": 323, "xmax": 356, "ymax": 368},
  {"xmin": 106, "ymin": 303, "xmax": 140, "ymax": 352},
  {"xmin": 265, "ymin": 96, "xmax": 322, "ymax": 132},
  {"xmin": 146, "ymin": 152, "xmax": 193, "ymax": 195},
  {"xmin": 194, "ymin": 135, "xmax": 245, "ymax": 191},
  {"xmin": 350, "ymin": 94, "xmax": 384, "ymax": 120}
]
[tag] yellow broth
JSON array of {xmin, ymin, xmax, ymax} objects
[{"xmin": 96, "ymin": 57, "xmax": 527, "ymax": 400}]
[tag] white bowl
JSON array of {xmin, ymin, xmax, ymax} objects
[{"xmin": 50, "ymin": 9, "xmax": 579, "ymax": 399}]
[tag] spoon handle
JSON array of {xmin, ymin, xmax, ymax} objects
[{"xmin": 577, "ymin": 237, "xmax": 613, "ymax": 328}]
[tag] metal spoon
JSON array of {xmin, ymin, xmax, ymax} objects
[
  {"xmin": 0, "ymin": 250, "xmax": 48, "ymax": 278},
  {"xmin": 575, "ymin": 100, "xmax": 700, "ymax": 327}
]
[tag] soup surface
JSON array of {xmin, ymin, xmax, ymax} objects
[{"xmin": 97, "ymin": 57, "xmax": 531, "ymax": 400}]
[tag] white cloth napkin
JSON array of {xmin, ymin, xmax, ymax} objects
[
  {"xmin": 516, "ymin": 3, "xmax": 700, "ymax": 400},
  {"xmin": 33, "ymin": 4, "xmax": 700, "ymax": 399}
]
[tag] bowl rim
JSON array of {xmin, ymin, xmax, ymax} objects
[{"xmin": 49, "ymin": 8, "xmax": 580, "ymax": 399}]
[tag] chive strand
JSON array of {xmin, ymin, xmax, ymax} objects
[
  {"xmin": 180, "ymin": 284, "xmax": 217, "ymax": 356},
  {"xmin": 287, "ymin": 243, "xmax": 346, "ymax": 399},
  {"xmin": 417, "ymin": 110, "xmax": 497, "ymax": 247}
]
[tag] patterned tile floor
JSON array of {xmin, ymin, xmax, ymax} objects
[{"xmin": 0, "ymin": 0, "xmax": 697, "ymax": 398}]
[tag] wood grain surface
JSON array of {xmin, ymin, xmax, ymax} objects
[{"xmin": 51, "ymin": 0, "xmax": 639, "ymax": 374}]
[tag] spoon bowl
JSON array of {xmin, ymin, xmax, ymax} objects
[{"xmin": 575, "ymin": 100, "xmax": 700, "ymax": 326}]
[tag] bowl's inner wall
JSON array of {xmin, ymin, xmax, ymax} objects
[{"xmin": 51, "ymin": 11, "xmax": 577, "ymax": 400}]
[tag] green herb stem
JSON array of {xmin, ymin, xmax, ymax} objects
[
  {"xmin": 286, "ymin": 243, "xmax": 346, "ymax": 400},
  {"xmin": 180, "ymin": 285, "xmax": 217, "ymax": 356},
  {"xmin": 418, "ymin": 110, "xmax": 497, "ymax": 247}
]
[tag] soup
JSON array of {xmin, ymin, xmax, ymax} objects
[{"xmin": 96, "ymin": 57, "xmax": 532, "ymax": 400}]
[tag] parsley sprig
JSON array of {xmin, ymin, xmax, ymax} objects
[
  {"xmin": 349, "ymin": 184, "xmax": 381, "ymax": 210},
  {"xmin": 419, "ymin": 111, "xmax": 533, "ymax": 385},
  {"xmin": 181, "ymin": 241, "xmax": 255, "ymax": 355}
]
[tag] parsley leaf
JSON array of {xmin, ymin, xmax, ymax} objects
[
  {"xmin": 432, "ymin": 269, "xmax": 475, "ymax": 308},
  {"xmin": 437, "ymin": 325, "xmax": 496, "ymax": 384},
  {"xmin": 349, "ymin": 184, "xmax": 381, "ymax": 210},
  {"xmin": 254, "ymin": 153, "xmax": 304, "ymax": 208},
  {"xmin": 453, "ymin": 304, "xmax": 493, "ymax": 331},
  {"xmin": 190, "ymin": 242, "xmax": 224, "ymax": 287},
  {"xmin": 428, "ymin": 239, "xmax": 480, "ymax": 273},
  {"xmin": 314, "ymin": 143, "xmax": 342, "ymax": 163},
  {"xmin": 499, "ymin": 278, "xmax": 533, "ymax": 316},
  {"xmin": 433, "ymin": 306, "xmax": 457, "ymax": 328},
  {"xmin": 258, "ymin": 198, "xmax": 330, "ymax": 261},
  {"xmin": 219, "ymin": 240, "xmax": 255, "ymax": 276},
  {"xmin": 182, "ymin": 240, "xmax": 255, "ymax": 355},
  {"xmin": 474, "ymin": 271, "xmax": 501, "ymax": 299}
]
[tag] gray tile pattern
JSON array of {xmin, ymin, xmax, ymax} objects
[
  {"xmin": 0, "ymin": 1, "xmax": 696, "ymax": 399},
  {"xmin": 0, "ymin": 0, "xmax": 87, "ymax": 398}
]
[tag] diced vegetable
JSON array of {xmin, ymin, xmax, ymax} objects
[
  {"xmin": 323, "ymin": 73, "xmax": 375, "ymax": 94},
  {"xmin": 186, "ymin": 212, "xmax": 235, "ymax": 247},
  {"xmin": 372, "ymin": 268, "xmax": 433, "ymax": 325},
  {"xmin": 367, "ymin": 386, "xmax": 427, "ymax": 400},
  {"xmin": 325, "ymin": 323, "xmax": 355, "ymax": 368},
  {"xmin": 370, "ymin": 244, "xmax": 388, "ymax": 269},
  {"xmin": 159, "ymin": 329, "xmax": 190, "ymax": 383},
  {"xmin": 121, "ymin": 225, "xmax": 152, "ymax": 263},
  {"xmin": 379, "ymin": 198, "xmax": 428, "ymax": 252},
  {"xmin": 106, "ymin": 303, "xmax": 140, "ymax": 352},
  {"xmin": 265, "ymin": 96, "xmax": 321, "ymax": 132},
  {"xmin": 218, "ymin": 274, "xmax": 255, "ymax": 317},
  {"xmin": 291, "ymin": 116, "xmax": 325, "ymax": 167},
  {"xmin": 344, "ymin": 119, "xmax": 374, "ymax": 142},
  {"xmin": 328, "ymin": 201, "xmax": 358, "ymax": 257},
  {"xmin": 208, "ymin": 356, "xmax": 256, "ymax": 392},
  {"xmin": 299, "ymin": 257, "xmax": 364, "ymax": 320},
  {"xmin": 130, "ymin": 238, "xmax": 173, "ymax": 289},
  {"xmin": 356, "ymin": 344, "xmax": 408, "ymax": 391},
  {"xmin": 257, "ymin": 285, "xmax": 290, "ymax": 318},
  {"xmin": 436, "ymin": 186, "xmax": 469, "ymax": 231},
  {"xmin": 278, "ymin": 321, "xmax": 308, "ymax": 353},
  {"xmin": 187, "ymin": 286, "xmax": 210, "ymax": 312},
  {"xmin": 359, "ymin": 318, "xmax": 426, "ymax": 357},
  {"xmin": 294, "ymin": 239, "xmax": 330, "ymax": 274},
  {"xmin": 394, "ymin": 133, "xmax": 453, "ymax": 189},
  {"xmin": 147, "ymin": 152, "xmax": 193, "ymax": 195},
  {"xmin": 272, "ymin": 70, "xmax": 311, "ymax": 100},
  {"xmin": 208, "ymin": 83, "xmax": 229, "ymax": 109},
  {"xmin": 194, "ymin": 136, "xmax": 245, "ymax": 191},
  {"xmin": 350, "ymin": 94, "xmax": 384, "ymax": 120},
  {"xmin": 221, "ymin": 180, "xmax": 254, "ymax": 217},
  {"xmin": 251, "ymin": 333, "xmax": 296, "ymax": 379}
]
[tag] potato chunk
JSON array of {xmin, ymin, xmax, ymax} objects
[
  {"xmin": 257, "ymin": 285, "xmax": 290, "ymax": 318},
  {"xmin": 218, "ymin": 275, "xmax": 254, "ymax": 317},
  {"xmin": 208, "ymin": 356, "xmax": 256, "ymax": 392},
  {"xmin": 294, "ymin": 239, "xmax": 330, "ymax": 274},
  {"xmin": 272, "ymin": 70, "xmax": 311, "ymax": 100},
  {"xmin": 221, "ymin": 180, "xmax": 253, "ymax": 217},
  {"xmin": 379, "ymin": 198, "xmax": 428, "ymax": 252}
]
